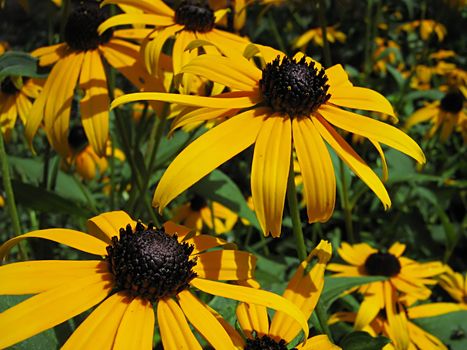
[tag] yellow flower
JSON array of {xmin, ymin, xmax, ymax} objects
[
  {"xmin": 327, "ymin": 242, "xmax": 445, "ymax": 330},
  {"xmin": 222, "ymin": 240, "xmax": 340, "ymax": 349},
  {"xmin": 112, "ymin": 46, "xmax": 425, "ymax": 237},
  {"xmin": 25, "ymin": 1, "xmax": 164, "ymax": 157},
  {"xmin": 0, "ymin": 211, "xmax": 309, "ymax": 349},
  {"xmin": 398, "ymin": 19, "xmax": 447, "ymax": 41},
  {"xmin": 98, "ymin": 0, "xmax": 250, "ymax": 94},
  {"xmin": 209, "ymin": 0, "xmax": 247, "ymax": 32},
  {"xmin": 0, "ymin": 77, "xmax": 41, "ymax": 141},
  {"xmin": 294, "ymin": 26, "xmax": 346, "ymax": 50},
  {"xmin": 172, "ymin": 194, "xmax": 238, "ymax": 234},
  {"xmin": 438, "ymin": 266, "xmax": 467, "ymax": 308},
  {"xmin": 405, "ymin": 90, "xmax": 466, "ymax": 143},
  {"xmin": 0, "ymin": 194, "xmax": 4, "ymax": 207},
  {"xmin": 373, "ymin": 37, "xmax": 402, "ymax": 74}
]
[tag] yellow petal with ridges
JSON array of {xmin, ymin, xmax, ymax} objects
[
  {"xmin": 368, "ymin": 139, "xmax": 389, "ymax": 182},
  {"xmin": 329, "ymin": 86, "xmax": 395, "ymax": 116},
  {"xmin": 86, "ymin": 211, "xmax": 135, "ymax": 244},
  {"xmin": 236, "ymin": 302, "xmax": 269, "ymax": 339},
  {"xmin": 251, "ymin": 114, "xmax": 291, "ymax": 237},
  {"xmin": 193, "ymin": 250, "xmax": 255, "ymax": 280},
  {"xmin": 325, "ymin": 64, "xmax": 353, "ymax": 91},
  {"xmin": 144, "ymin": 25, "xmax": 180, "ymax": 76},
  {"xmin": 191, "ymin": 278, "xmax": 310, "ymax": 340},
  {"xmin": 153, "ymin": 108, "xmax": 265, "ymax": 210},
  {"xmin": 184, "ymin": 235, "xmax": 230, "ymax": 254},
  {"xmin": 296, "ymin": 334, "xmax": 341, "ymax": 350},
  {"xmin": 177, "ymin": 290, "xmax": 234, "ymax": 350},
  {"xmin": 98, "ymin": 14, "xmax": 174, "ymax": 35}
]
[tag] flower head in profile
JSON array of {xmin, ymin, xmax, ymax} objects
[
  {"xmin": 112, "ymin": 45, "xmax": 425, "ymax": 237},
  {"xmin": 173, "ymin": 194, "xmax": 238, "ymax": 234},
  {"xmin": 0, "ymin": 76, "xmax": 41, "ymax": 141},
  {"xmin": 438, "ymin": 266, "xmax": 467, "ymax": 308},
  {"xmin": 25, "ymin": 0, "xmax": 164, "ymax": 157},
  {"xmin": 327, "ymin": 242, "xmax": 445, "ymax": 330},
  {"xmin": 293, "ymin": 26, "xmax": 346, "ymax": 50},
  {"xmin": 0, "ymin": 211, "xmax": 309, "ymax": 349},
  {"xmin": 398, "ymin": 19, "xmax": 447, "ymax": 41},
  {"xmin": 221, "ymin": 240, "xmax": 340, "ymax": 349},
  {"xmin": 405, "ymin": 89, "xmax": 466, "ymax": 143}
]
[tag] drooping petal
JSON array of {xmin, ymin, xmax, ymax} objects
[
  {"xmin": 251, "ymin": 114, "xmax": 291, "ymax": 237},
  {"xmin": 0, "ymin": 260, "xmax": 107, "ymax": 295},
  {"xmin": 0, "ymin": 229, "xmax": 108, "ymax": 261},
  {"xmin": 31, "ymin": 43, "xmax": 68, "ymax": 66},
  {"xmin": 318, "ymin": 104, "xmax": 425, "ymax": 164},
  {"xmin": 404, "ymin": 104, "xmax": 438, "ymax": 130},
  {"xmin": 191, "ymin": 278, "xmax": 309, "ymax": 340},
  {"xmin": 98, "ymin": 13, "xmax": 174, "ymax": 34},
  {"xmin": 293, "ymin": 117, "xmax": 336, "ymax": 223},
  {"xmin": 153, "ymin": 108, "xmax": 266, "ymax": 210},
  {"xmin": 329, "ymin": 86, "xmax": 395, "ymax": 116},
  {"xmin": 16, "ymin": 93, "xmax": 32, "ymax": 126},
  {"xmin": 184, "ymin": 235, "xmax": 230, "ymax": 254},
  {"xmin": 62, "ymin": 292, "xmax": 131, "ymax": 349},
  {"xmin": 384, "ymin": 281, "xmax": 409, "ymax": 350},
  {"xmin": 0, "ymin": 272, "xmax": 113, "ymax": 349},
  {"xmin": 144, "ymin": 25, "xmax": 181, "ymax": 76},
  {"xmin": 193, "ymin": 250, "xmax": 255, "ymax": 280},
  {"xmin": 177, "ymin": 290, "xmax": 234, "ymax": 349},
  {"xmin": 113, "ymin": 297, "xmax": 155, "ymax": 350},
  {"xmin": 86, "ymin": 211, "xmax": 136, "ymax": 244},
  {"xmin": 236, "ymin": 302, "xmax": 269, "ymax": 339},
  {"xmin": 313, "ymin": 115, "xmax": 391, "ymax": 209},
  {"xmin": 408, "ymin": 302, "xmax": 463, "ymax": 319},
  {"xmin": 171, "ymin": 107, "xmax": 239, "ymax": 133},
  {"xmin": 354, "ymin": 292, "xmax": 383, "ymax": 330},
  {"xmin": 157, "ymin": 298, "xmax": 202, "ymax": 350},
  {"xmin": 368, "ymin": 139, "xmax": 389, "ymax": 182}
]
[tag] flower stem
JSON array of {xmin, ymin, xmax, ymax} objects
[
  {"xmin": 315, "ymin": 299, "xmax": 334, "ymax": 341},
  {"xmin": 286, "ymin": 158, "xmax": 306, "ymax": 261}
]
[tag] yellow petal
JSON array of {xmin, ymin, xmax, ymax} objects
[
  {"xmin": 325, "ymin": 64, "xmax": 353, "ymax": 91},
  {"xmin": 251, "ymin": 114, "xmax": 291, "ymax": 237},
  {"xmin": 388, "ymin": 242, "xmax": 406, "ymax": 257},
  {"xmin": 404, "ymin": 104, "xmax": 438, "ymax": 130},
  {"xmin": 193, "ymin": 250, "xmax": 255, "ymax": 280},
  {"xmin": 144, "ymin": 25, "xmax": 181, "ymax": 76},
  {"xmin": 408, "ymin": 302, "xmax": 463, "ymax": 319},
  {"xmin": 62, "ymin": 292, "xmax": 129, "ymax": 350},
  {"xmin": 354, "ymin": 292, "xmax": 383, "ymax": 330},
  {"xmin": 319, "ymin": 104, "xmax": 425, "ymax": 164},
  {"xmin": 153, "ymin": 108, "xmax": 265, "ymax": 210},
  {"xmin": 313, "ymin": 115, "xmax": 392, "ymax": 209},
  {"xmin": 296, "ymin": 334, "xmax": 341, "ymax": 350},
  {"xmin": 184, "ymin": 235, "xmax": 230, "ymax": 254},
  {"xmin": 329, "ymin": 86, "xmax": 395, "ymax": 116},
  {"xmin": 157, "ymin": 298, "xmax": 202, "ymax": 350},
  {"xmin": 335, "ymin": 242, "xmax": 376, "ymax": 266},
  {"xmin": 98, "ymin": 13, "xmax": 174, "ymax": 34},
  {"xmin": 236, "ymin": 302, "xmax": 269, "ymax": 339},
  {"xmin": 86, "ymin": 211, "xmax": 136, "ymax": 244},
  {"xmin": 0, "ymin": 260, "xmax": 106, "ymax": 295},
  {"xmin": 368, "ymin": 139, "xmax": 389, "ymax": 182},
  {"xmin": 177, "ymin": 290, "xmax": 234, "ymax": 349},
  {"xmin": 101, "ymin": 0, "xmax": 174, "ymax": 17},
  {"xmin": 191, "ymin": 277, "xmax": 310, "ymax": 340},
  {"xmin": 171, "ymin": 107, "xmax": 240, "ymax": 133},
  {"xmin": 114, "ymin": 297, "xmax": 155, "ymax": 350},
  {"xmin": 0, "ymin": 272, "xmax": 112, "ymax": 349},
  {"xmin": 0, "ymin": 229, "xmax": 108, "ymax": 261},
  {"xmin": 293, "ymin": 117, "xmax": 336, "ymax": 223},
  {"xmin": 384, "ymin": 281, "xmax": 410, "ymax": 350}
]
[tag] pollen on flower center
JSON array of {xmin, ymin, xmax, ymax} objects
[
  {"xmin": 440, "ymin": 91, "xmax": 464, "ymax": 113},
  {"xmin": 174, "ymin": 0, "xmax": 215, "ymax": 33},
  {"xmin": 190, "ymin": 194, "xmax": 207, "ymax": 211},
  {"xmin": 106, "ymin": 222, "xmax": 197, "ymax": 301},
  {"xmin": 364, "ymin": 251, "xmax": 401, "ymax": 277},
  {"xmin": 260, "ymin": 55, "xmax": 331, "ymax": 118},
  {"xmin": 244, "ymin": 335, "xmax": 292, "ymax": 350},
  {"xmin": 64, "ymin": 1, "xmax": 113, "ymax": 51},
  {"xmin": 68, "ymin": 125, "xmax": 88, "ymax": 151},
  {"xmin": 1, "ymin": 77, "xmax": 20, "ymax": 95}
]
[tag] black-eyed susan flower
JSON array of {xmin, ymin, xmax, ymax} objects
[
  {"xmin": 98, "ymin": 0, "xmax": 250, "ymax": 94},
  {"xmin": 220, "ymin": 240, "xmax": 340, "ymax": 349},
  {"xmin": 438, "ymin": 266, "xmax": 467, "ymax": 308},
  {"xmin": 327, "ymin": 242, "xmax": 445, "ymax": 330},
  {"xmin": 398, "ymin": 19, "xmax": 447, "ymax": 41},
  {"xmin": 0, "ymin": 76, "xmax": 41, "ymax": 141},
  {"xmin": 112, "ymin": 46, "xmax": 425, "ymax": 237},
  {"xmin": 293, "ymin": 26, "xmax": 346, "ymax": 50},
  {"xmin": 172, "ymin": 194, "xmax": 238, "ymax": 234},
  {"xmin": 0, "ymin": 210, "xmax": 310, "ymax": 349},
  {"xmin": 405, "ymin": 89, "xmax": 466, "ymax": 143},
  {"xmin": 25, "ymin": 0, "xmax": 164, "ymax": 157}
]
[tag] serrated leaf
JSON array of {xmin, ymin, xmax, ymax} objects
[
  {"xmin": 321, "ymin": 276, "xmax": 386, "ymax": 309},
  {"xmin": 0, "ymin": 51, "xmax": 47, "ymax": 80},
  {"xmin": 340, "ymin": 331, "xmax": 391, "ymax": 350}
]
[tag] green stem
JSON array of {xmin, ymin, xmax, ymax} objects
[
  {"xmin": 286, "ymin": 158, "xmax": 306, "ymax": 261},
  {"xmin": 315, "ymin": 300, "xmax": 334, "ymax": 341},
  {"xmin": 340, "ymin": 159, "xmax": 355, "ymax": 243},
  {"xmin": 317, "ymin": 0, "xmax": 331, "ymax": 67}
]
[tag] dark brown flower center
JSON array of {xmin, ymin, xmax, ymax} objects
[
  {"xmin": 440, "ymin": 91, "xmax": 464, "ymax": 114},
  {"xmin": 1, "ymin": 77, "xmax": 20, "ymax": 95},
  {"xmin": 106, "ymin": 222, "xmax": 197, "ymax": 301},
  {"xmin": 68, "ymin": 125, "xmax": 88, "ymax": 151},
  {"xmin": 174, "ymin": 0, "xmax": 215, "ymax": 33},
  {"xmin": 260, "ymin": 55, "xmax": 331, "ymax": 118},
  {"xmin": 244, "ymin": 335, "xmax": 293, "ymax": 350},
  {"xmin": 364, "ymin": 251, "xmax": 401, "ymax": 277},
  {"xmin": 189, "ymin": 194, "xmax": 207, "ymax": 211},
  {"xmin": 64, "ymin": 1, "xmax": 113, "ymax": 51}
]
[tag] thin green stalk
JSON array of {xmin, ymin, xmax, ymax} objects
[
  {"xmin": 315, "ymin": 300, "xmax": 334, "ymax": 341},
  {"xmin": 339, "ymin": 159, "xmax": 355, "ymax": 243},
  {"xmin": 0, "ymin": 131, "xmax": 26, "ymax": 258},
  {"xmin": 286, "ymin": 159, "xmax": 306, "ymax": 262},
  {"xmin": 316, "ymin": 0, "xmax": 331, "ymax": 67}
]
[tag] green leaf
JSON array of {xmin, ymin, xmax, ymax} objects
[
  {"xmin": 0, "ymin": 51, "xmax": 47, "ymax": 80},
  {"xmin": 414, "ymin": 311, "xmax": 467, "ymax": 350},
  {"xmin": 321, "ymin": 276, "xmax": 386, "ymax": 309},
  {"xmin": 12, "ymin": 181, "xmax": 93, "ymax": 218},
  {"xmin": 0, "ymin": 295, "xmax": 59, "ymax": 350},
  {"xmin": 192, "ymin": 169, "xmax": 261, "ymax": 231},
  {"xmin": 340, "ymin": 331, "xmax": 391, "ymax": 350},
  {"xmin": 386, "ymin": 65, "xmax": 405, "ymax": 89}
]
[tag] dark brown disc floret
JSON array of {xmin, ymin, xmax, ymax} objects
[
  {"xmin": 106, "ymin": 222, "xmax": 197, "ymax": 301},
  {"xmin": 244, "ymin": 335, "xmax": 293, "ymax": 350},
  {"xmin": 440, "ymin": 91, "xmax": 464, "ymax": 114},
  {"xmin": 64, "ymin": 1, "xmax": 113, "ymax": 51},
  {"xmin": 364, "ymin": 251, "xmax": 401, "ymax": 277},
  {"xmin": 174, "ymin": 0, "xmax": 215, "ymax": 33},
  {"xmin": 260, "ymin": 55, "xmax": 331, "ymax": 118}
]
